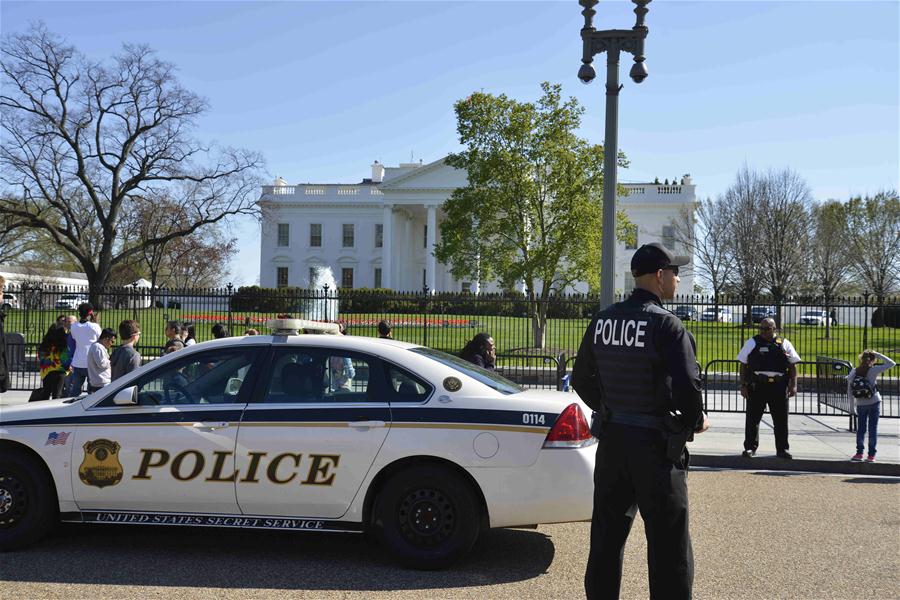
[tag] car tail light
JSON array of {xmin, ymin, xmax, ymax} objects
[{"xmin": 543, "ymin": 403, "xmax": 595, "ymax": 448}]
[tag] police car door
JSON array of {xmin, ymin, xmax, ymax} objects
[
  {"xmin": 235, "ymin": 346, "xmax": 391, "ymax": 519},
  {"xmin": 71, "ymin": 347, "xmax": 262, "ymax": 514}
]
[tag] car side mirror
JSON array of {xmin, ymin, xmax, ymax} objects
[
  {"xmin": 112, "ymin": 386, "xmax": 138, "ymax": 406},
  {"xmin": 225, "ymin": 378, "xmax": 243, "ymax": 396}
]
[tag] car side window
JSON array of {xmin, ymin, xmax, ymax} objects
[
  {"xmin": 384, "ymin": 364, "xmax": 432, "ymax": 402},
  {"xmin": 263, "ymin": 348, "xmax": 373, "ymax": 403},
  {"xmin": 100, "ymin": 349, "xmax": 258, "ymax": 407}
]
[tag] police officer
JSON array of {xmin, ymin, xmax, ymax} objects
[
  {"xmin": 573, "ymin": 243, "xmax": 708, "ymax": 600},
  {"xmin": 737, "ymin": 317, "xmax": 800, "ymax": 459}
]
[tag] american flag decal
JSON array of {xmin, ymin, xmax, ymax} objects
[{"xmin": 46, "ymin": 431, "xmax": 71, "ymax": 446}]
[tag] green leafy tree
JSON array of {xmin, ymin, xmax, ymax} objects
[{"xmin": 436, "ymin": 83, "xmax": 630, "ymax": 348}]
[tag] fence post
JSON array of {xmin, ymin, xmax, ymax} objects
[
  {"xmin": 131, "ymin": 282, "xmax": 139, "ymax": 322},
  {"xmin": 422, "ymin": 285, "xmax": 430, "ymax": 348},
  {"xmin": 862, "ymin": 290, "xmax": 870, "ymax": 350},
  {"xmin": 227, "ymin": 283, "xmax": 234, "ymax": 333}
]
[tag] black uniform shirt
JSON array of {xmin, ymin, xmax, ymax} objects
[{"xmin": 571, "ymin": 288, "xmax": 704, "ymax": 430}]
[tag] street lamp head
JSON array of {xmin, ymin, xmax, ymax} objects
[
  {"xmin": 578, "ymin": 63, "xmax": 596, "ymax": 84},
  {"xmin": 629, "ymin": 60, "xmax": 648, "ymax": 83}
]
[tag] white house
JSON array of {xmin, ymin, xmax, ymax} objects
[{"xmin": 258, "ymin": 156, "xmax": 697, "ymax": 294}]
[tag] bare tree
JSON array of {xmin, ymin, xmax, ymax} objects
[
  {"xmin": 722, "ymin": 165, "xmax": 766, "ymax": 322},
  {"xmin": 669, "ymin": 197, "xmax": 734, "ymax": 299},
  {"xmin": 757, "ymin": 168, "xmax": 813, "ymax": 316},
  {"xmin": 0, "ymin": 25, "xmax": 263, "ymax": 304},
  {"xmin": 809, "ymin": 200, "xmax": 853, "ymax": 338},
  {"xmin": 0, "ymin": 210, "xmax": 37, "ymax": 263},
  {"xmin": 843, "ymin": 190, "xmax": 900, "ymax": 300}
]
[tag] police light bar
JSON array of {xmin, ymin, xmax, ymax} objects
[{"xmin": 265, "ymin": 319, "xmax": 341, "ymax": 336}]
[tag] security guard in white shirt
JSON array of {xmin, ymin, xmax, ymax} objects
[
  {"xmin": 573, "ymin": 243, "xmax": 709, "ymax": 600},
  {"xmin": 737, "ymin": 317, "xmax": 801, "ymax": 459}
]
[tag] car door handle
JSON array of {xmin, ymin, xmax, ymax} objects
[
  {"xmin": 192, "ymin": 422, "xmax": 230, "ymax": 431},
  {"xmin": 349, "ymin": 420, "xmax": 386, "ymax": 429}
]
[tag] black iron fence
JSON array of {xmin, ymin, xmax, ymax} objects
[{"xmin": 3, "ymin": 285, "xmax": 898, "ymax": 416}]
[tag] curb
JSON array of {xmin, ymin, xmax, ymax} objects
[{"xmin": 691, "ymin": 454, "xmax": 900, "ymax": 476}]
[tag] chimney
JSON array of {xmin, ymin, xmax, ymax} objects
[
  {"xmin": 371, "ymin": 160, "xmax": 384, "ymax": 183},
  {"xmin": 274, "ymin": 176, "xmax": 288, "ymax": 187},
  {"xmin": 682, "ymin": 173, "xmax": 692, "ymax": 185}
]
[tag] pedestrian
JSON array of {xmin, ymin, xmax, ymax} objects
[
  {"xmin": 111, "ymin": 320, "xmax": 142, "ymax": 381},
  {"xmin": 35, "ymin": 323, "xmax": 72, "ymax": 400},
  {"xmin": 829, "ymin": 308, "xmax": 838, "ymax": 327},
  {"xmin": 848, "ymin": 350, "xmax": 896, "ymax": 462},
  {"xmin": 68, "ymin": 302, "xmax": 102, "ymax": 396},
  {"xmin": 87, "ymin": 328, "xmax": 116, "ymax": 393},
  {"xmin": 211, "ymin": 322, "xmax": 229, "ymax": 339},
  {"xmin": 460, "ymin": 332, "xmax": 496, "ymax": 370},
  {"xmin": 163, "ymin": 320, "xmax": 185, "ymax": 354},
  {"xmin": 183, "ymin": 322, "xmax": 197, "ymax": 346},
  {"xmin": 572, "ymin": 242, "xmax": 708, "ymax": 600},
  {"xmin": 737, "ymin": 317, "xmax": 801, "ymax": 459},
  {"xmin": 61, "ymin": 314, "xmax": 77, "ymax": 395},
  {"xmin": 0, "ymin": 275, "xmax": 10, "ymax": 396},
  {"xmin": 377, "ymin": 319, "xmax": 393, "ymax": 339}
]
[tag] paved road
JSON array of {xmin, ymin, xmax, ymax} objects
[{"xmin": 2, "ymin": 470, "xmax": 898, "ymax": 599}]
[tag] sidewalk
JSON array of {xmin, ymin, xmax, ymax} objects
[{"xmin": 2, "ymin": 390, "xmax": 898, "ymax": 475}]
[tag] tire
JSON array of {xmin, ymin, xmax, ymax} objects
[
  {"xmin": 0, "ymin": 450, "xmax": 56, "ymax": 550},
  {"xmin": 371, "ymin": 465, "xmax": 481, "ymax": 570}
]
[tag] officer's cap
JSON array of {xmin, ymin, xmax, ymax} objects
[{"xmin": 631, "ymin": 243, "xmax": 690, "ymax": 277}]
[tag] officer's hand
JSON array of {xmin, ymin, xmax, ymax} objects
[
  {"xmin": 788, "ymin": 385, "xmax": 796, "ymax": 397},
  {"xmin": 740, "ymin": 385, "xmax": 749, "ymax": 399},
  {"xmin": 696, "ymin": 413, "xmax": 710, "ymax": 434}
]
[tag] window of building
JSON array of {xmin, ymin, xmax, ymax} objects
[
  {"xmin": 342, "ymin": 224, "xmax": 355, "ymax": 248},
  {"xmin": 310, "ymin": 223, "xmax": 322, "ymax": 247},
  {"xmin": 662, "ymin": 225, "xmax": 675, "ymax": 250},
  {"xmin": 342, "ymin": 268, "xmax": 354, "ymax": 289},
  {"xmin": 375, "ymin": 224, "xmax": 383, "ymax": 248},
  {"xmin": 423, "ymin": 225, "xmax": 428, "ymax": 248},
  {"xmin": 277, "ymin": 223, "xmax": 290, "ymax": 247},
  {"xmin": 308, "ymin": 267, "xmax": 317, "ymax": 286},
  {"xmin": 374, "ymin": 268, "xmax": 382, "ymax": 289},
  {"xmin": 422, "ymin": 269, "xmax": 427, "ymax": 288},
  {"xmin": 623, "ymin": 270, "xmax": 635, "ymax": 293},
  {"xmin": 625, "ymin": 223, "xmax": 638, "ymax": 250},
  {"xmin": 461, "ymin": 282, "xmax": 471, "ymax": 293},
  {"xmin": 277, "ymin": 267, "xmax": 289, "ymax": 289}
]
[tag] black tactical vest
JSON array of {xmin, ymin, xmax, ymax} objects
[
  {"xmin": 590, "ymin": 295, "xmax": 672, "ymax": 416},
  {"xmin": 747, "ymin": 334, "xmax": 790, "ymax": 374}
]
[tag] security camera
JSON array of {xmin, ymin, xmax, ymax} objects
[
  {"xmin": 629, "ymin": 61, "xmax": 648, "ymax": 83},
  {"xmin": 578, "ymin": 63, "xmax": 596, "ymax": 84}
]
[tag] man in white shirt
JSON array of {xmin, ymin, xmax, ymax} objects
[
  {"xmin": 736, "ymin": 318, "xmax": 801, "ymax": 459},
  {"xmin": 87, "ymin": 328, "xmax": 116, "ymax": 393}
]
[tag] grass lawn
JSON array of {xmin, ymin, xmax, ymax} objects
[{"xmin": 5, "ymin": 308, "xmax": 897, "ymax": 369}]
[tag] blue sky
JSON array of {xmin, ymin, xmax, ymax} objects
[{"xmin": 3, "ymin": 1, "xmax": 898, "ymax": 286}]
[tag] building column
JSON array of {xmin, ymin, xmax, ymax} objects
[
  {"xmin": 426, "ymin": 204, "xmax": 436, "ymax": 293},
  {"xmin": 382, "ymin": 204, "xmax": 393, "ymax": 289}
]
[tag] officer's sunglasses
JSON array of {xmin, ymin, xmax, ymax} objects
[{"xmin": 663, "ymin": 265, "xmax": 679, "ymax": 276}]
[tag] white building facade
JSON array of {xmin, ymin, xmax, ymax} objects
[{"xmin": 258, "ymin": 156, "xmax": 697, "ymax": 294}]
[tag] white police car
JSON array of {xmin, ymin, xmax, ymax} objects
[{"xmin": 0, "ymin": 320, "xmax": 595, "ymax": 569}]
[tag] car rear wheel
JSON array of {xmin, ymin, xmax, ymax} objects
[
  {"xmin": 0, "ymin": 450, "xmax": 56, "ymax": 550},
  {"xmin": 371, "ymin": 465, "xmax": 481, "ymax": 570}
]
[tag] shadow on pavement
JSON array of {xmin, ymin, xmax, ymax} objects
[
  {"xmin": 841, "ymin": 477, "xmax": 900, "ymax": 485},
  {"xmin": 1, "ymin": 523, "xmax": 556, "ymax": 590}
]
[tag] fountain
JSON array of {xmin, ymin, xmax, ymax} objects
[{"xmin": 306, "ymin": 266, "xmax": 340, "ymax": 323}]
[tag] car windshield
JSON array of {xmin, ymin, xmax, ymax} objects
[
  {"xmin": 410, "ymin": 347, "xmax": 525, "ymax": 395},
  {"xmin": 803, "ymin": 311, "xmax": 824, "ymax": 317}
]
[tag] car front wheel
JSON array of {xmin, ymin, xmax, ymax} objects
[
  {"xmin": 0, "ymin": 450, "xmax": 56, "ymax": 550},
  {"xmin": 371, "ymin": 465, "xmax": 481, "ymax": 570}
]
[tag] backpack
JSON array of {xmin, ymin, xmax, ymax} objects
[{"xmin": 851, "ymin": 373, "xmax": 876, "ymax": 399}]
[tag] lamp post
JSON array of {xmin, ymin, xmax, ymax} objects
[{"xmin": 579, "ymin": 0, "xmax": 651, "ymax": 309}]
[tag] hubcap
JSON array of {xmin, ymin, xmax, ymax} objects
[
  {"xmin": 0, "ymin": 474, "xmax": 27, "ymax": 528},
  {"xmin": 398, "ymin": 488, "xmax": 455, "ymax": 546}
]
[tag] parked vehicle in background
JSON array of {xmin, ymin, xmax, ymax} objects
[
  {"xmin": 673, "ymin": 305, "xmax": 697, "ymax": 321},
  {"xmin": 799, "ymin": 310, "xmax": 833, "ymax": 326},
  {"xmin": 700, "ymin": 307, "xmax": 732, "ymax": 323},
  {"xmin": 751, "ymin": 306, "xmax": 776, "ymax": 323},
  {"xmin": 1, "ymin": 293, "xmax": 19, "ymax": 310},
  {"xmin": 55, "ymin": 294, "xmax": 89, "ymax": 310}
]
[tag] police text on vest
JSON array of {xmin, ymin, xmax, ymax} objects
[{"xmin": 594, "ymin": 318, "xmax": 647, "ymax": 347}]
